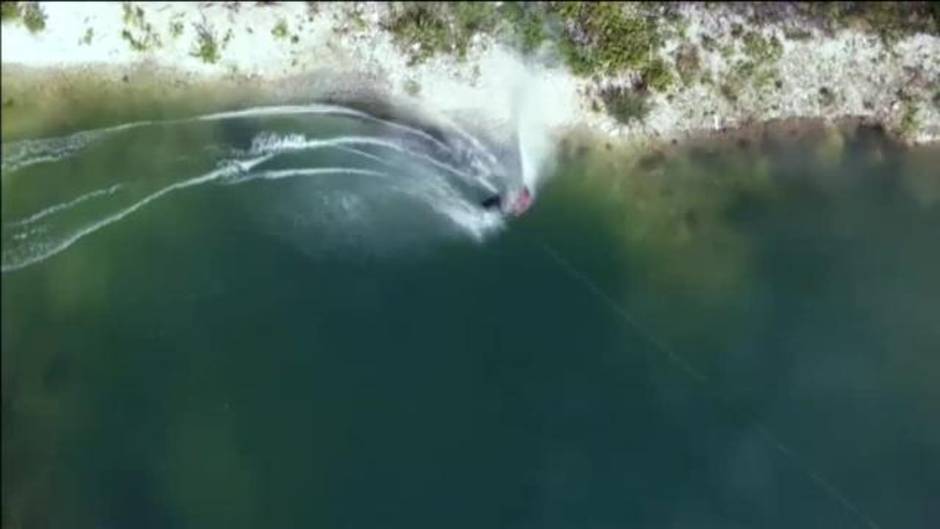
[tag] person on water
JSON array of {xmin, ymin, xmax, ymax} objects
[{"xmin": 481, "ymin": 186, "xmax": 532, "ymax": 216}]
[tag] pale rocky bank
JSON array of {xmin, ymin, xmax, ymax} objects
[{"xmin": 2, "ymin": 2, "xmax": 939, "ymax": 146}]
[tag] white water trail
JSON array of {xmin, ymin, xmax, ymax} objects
[
  {"xmin": 224, "ymin": 167, "xmax": 390, "ymax": 185},
  {"xmin": 396, "ymin": 168, "xmax": 504, "ymax": 241},
  {"xmin": 2, "ymin": 155, "xmax": 270, "ymax": 273},
  {"xmin": 198, "ymin": 104, "xmax": 454, "ymax": 153},
  {"xmin": 6, "ymin": 184, "xmax": 123, "ymax": 226},
  {"xmin": 333, "ymin": 145, "xmax": 395, "ymax": 167},
  {"xmin": 1, "ymin": 103, "xmax": 457, "ymax": 175},
  {"xmin": 1, "ymin": 120, "xmax": 149, "ymax": 173},
  {"xmin": 3, "ymin": 168, "xmax": 228, "ymax": 272},
  {"xmin": 248, "ymin": 133, "xmax": 497, "ymax": 193}
]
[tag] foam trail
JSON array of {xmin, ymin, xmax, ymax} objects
[
  {"xmin": 397, "ymin": 168, "xmax": 504, "ymax": 240},
  {"xmin": 226, "ymin": 167, "xmax": 390, "ymax": 185},
  {"xmin": 333, "ymin": 145, "xmax": 394, "ymax": 167},
  {"xmin": 2, "ymin": 103, "xmax": 457, "ymax": 175},
  {"xmin": 2, "ymin": 120, "xmax": 153, "ymax": 173},
  {"xmin": 198, "ymin": 104, "xmax": 454, "ymax": 153},
  {"xmin": 6, "ymin": 184, "xmax": 123, "ymax": 227},
  {"xmin": 2, "ymin": 157, "xmax": 269, "ymax": 273},
  {"xmin": 249, "ymin": 133, "xmax": 496, "ymax": 193}
]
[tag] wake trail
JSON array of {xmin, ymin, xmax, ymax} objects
[
  {"xmin": 2, "ymin": 166, "xmax": 235, "ymax": 273},
  {"xmin": 1, "ymin": 159, "xmax": 400, "ymax": 273},
  {"xmin": 249, "ymin": 133, "xmax": 497, "ymax": 193},
  {"xmin": 539, "ymin": 240, "xmax": 883, "ymax": 529},
  {"xmin": 2, "ymin": 155, "xmax": 269, "ymax": 273},
  {"xmin": 333, "ymin": 145, "xmax": 395, "ymax": 167},
  {"xmin": 224, "ymin": 167, "xmax": 390, "ymax": 185},
  {"xmin": 6, "ymin": 184, "xmax": 123, "ymax": 227},
  {"xmin": 198, "ymin": 104, "xmax": 455, "ymax": 153},
  {"xmin": 2, "ymin": 104, "xmax": 458, "ymax": 175}
]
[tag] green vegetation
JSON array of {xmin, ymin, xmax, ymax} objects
[
  {"xmin": 719, "ymin": 30, "xmax": 783, "ymax": 100},
  {"xmin": 598, "ymin": 84, "xmax": 650, "ymax": 124},
  {"xmin": 641, "ymin": 58, "xmax": 674, "ymax": 92},
  {"xmin": 271, "ymin": 18, "xmax": 288, "ymax": 39},
  {"xmin": 169, "ymin": 17, "xmax": 184, "ymax": 39},
  {"xmin": 382, "ymin": 2, "xmax": 673, "ymax": 89},
  {"xmin": 549, "ymin": 2, "xmax": 667, "ymax": 84},
  {"xmin": 191, "ymin": 19, "xmax": 223, "ymax": 64},
  {"xmin": 348, "ymin": 5, "xmax": 367, "ymax": 31},
  {"xmin": 80, "ymin": 27, "xmax": 93, "ymax": 45},
  {"xmin": 742, "ymin": 31, "xmax": 782, "ymax": 64},
  {"xmin": 899, "ymin": 102, "xmax": 919, "ymax": 136},
  {"xmin": 121, "ymin": 3, "xmax": 161, "ymax": 51},
  {"xmin": 1, "ymin": 2, "xmax": 19, "ymax": 21},
  {"xmin": 383, "ymin": 2, "xmax": 504, "ymax": 63},
  {"xmin": 1, "ymin": 1, "xmax": 46, "ymax": 33},
  {"xmin": 383, "ymin": 3, "xmax": 451, "ymax": 63},
  {"xmin": 498, "ymin": 2, "xmax": 546, "ymax": 53}
]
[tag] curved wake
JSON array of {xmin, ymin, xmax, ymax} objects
[{"xmin": 2, "ymin": 102, "xmax": 516, "ymax": 273}]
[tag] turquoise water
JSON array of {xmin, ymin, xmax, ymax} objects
[{"xmin": 2, "ymin": 109, "xmax": 939, "ymax": 528}]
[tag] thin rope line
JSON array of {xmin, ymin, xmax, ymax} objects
[{"xmin": 538, "ymin": 240, "xmax": 882, "ymax": 529}]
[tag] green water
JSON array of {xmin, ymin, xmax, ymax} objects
[{"xmin": 2, "ymin": 109, "xmax": 939, "ymax": 529}]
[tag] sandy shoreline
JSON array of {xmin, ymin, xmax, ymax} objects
[{"xmin": 2, "ymin": 2, "xmax": 939, "ymax": 146}]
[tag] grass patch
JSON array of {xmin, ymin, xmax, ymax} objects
[
  {"xmin": 742, "ymin": 31, "xmax": 782, "ymax": 64},
  {"xmin": 271, "ymin": 18, "xmax": 288, "ymax": 39},
  {"xmin": 169, "ymin": 16, "xmax": 184, "ymax": 38},
  {"xmin": 382, "ymin": 2, "xmax": 673, "ymax": 86},
  {"xmin": 22, "ymin": 1, "xmax": 45, "ymax": 33},
  {"xmin": 899, "ymin": 102, "xmax": 919, "ymax": 136},
  {"xmin": 383, "ymin": 2, "xmax": 507, "ymax": 63},
  {"xmin": 498, "ymin": 2, "xmax": 546, "ymax": 53},
  {"xmin": 549, "ymin": 2, "xmax": 666, "ymax": 81},
  {"xmin": 79, "ymin": 27, "xmax": 93, "ymax": 45},
  {"xmin": 121, "ymin": 3, "xmax": 161, "ymax": 51},
  {"xmin": 3, "ymin": 1, "xmax": 46, "ymax": 33},
  {"xmin": 383, "ymin": 3, "xmax": 451, "ymax": 63},
  {"xmin": 1, "ymin": 1, "xmax": 21, "ymax": 22},
  {"xmin": 190, "ymin": 17, "xmax": 224, "ymax": 64},
  {"xmin": 718, "ymin": 30, "xmax": 783, "ymax": 101},
  {"xmin": 599, "ymin": 84, "xmax": 651, "ymax": 125},
  {"xmin": 641, "ymin": 57, "xmax": 674, "ymax": 92}
]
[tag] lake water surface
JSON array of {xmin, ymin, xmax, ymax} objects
[{"xmin": 2, "ymin": 107, "xmax": 939, "ymax": 529}]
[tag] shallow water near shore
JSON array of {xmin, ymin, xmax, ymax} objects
[{"xmin": 2, "ymin": 104, "xmax": 939, "ymax": 528}]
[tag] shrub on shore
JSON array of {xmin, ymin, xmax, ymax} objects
[{"xmin": 1, "ymin": 1, "xmax": 46, "ymax": 33}]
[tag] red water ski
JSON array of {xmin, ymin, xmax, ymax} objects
[{"xmin": 509, "ymin": 187, "xmax": 533, "ymax": 216}]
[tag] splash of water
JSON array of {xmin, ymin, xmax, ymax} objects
[{"xmin": 510, "ymin": 62, "xmax": 572, "ymax": 197}]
